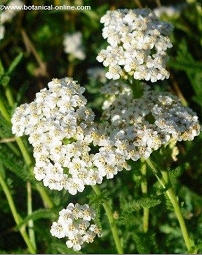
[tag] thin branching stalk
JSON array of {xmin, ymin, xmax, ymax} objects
[
  {"xmin": 5, "ymin": 85, "xmax": 15, "ymax": 107},
  {"xmin": 15, "ymin": 137, "xmax": 54, "ymax": 209},
  {"xmin": 1, "ymin": 82, "xmax": 54, "ymax": 209},
  {"xmin": 140, "ymin": 160, "xmax": 149, "ymax": 233},
  {"xmin": 91, "ymin": 185, "xmax": 124, "ymax": 254},
  {"xmin": 27, "ymin": 181, "xmax": 36, "ymax": 250},
  {"xmin": 0, "ymin": 97, "xmax": 10, "ymax": 122},
  {"xmin": 0, "ymin": 170, "xmax": 36, "ymax": 254},
  {"xmin": 146, "ymin": 158, "xmax": 197, "ymax": 254}
]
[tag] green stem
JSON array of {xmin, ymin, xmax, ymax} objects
[
  {"xmin": 146, "ymin": 159, "xmax": 196, "ymax": 253},
  {"xmin": 0, "ymin": 97, "xmax": 10, "ymax": 122},
  {"xmin": 128, "ymin": 79, "xmax": 144, "ymax": 99},
  {"xmin": 5, "ymin": 86, "xmax": 15, "ymax": 107},
  {"xmin": 91, "ymin": 185, "xmax": 123, "ymax": 254},
  {"xmin": 15, "ymin": 137, "xmax": 32, "ymax": 166},
  {"xmin": 140, "ymin": 160, "xmax": 149, "ymax": 233},
  {"xmin": 27, "ymin": 181, "xmax": 36, "ymax": 250},
  {"xmin": 0, "ymin": 97, "xmax": 53, "ymax": 208},
  {"xmin": 35, "ymin": 183, "xmax": 54, "ymax": 208},
  {"xmin": 0, "ymin": 171, "xmax": 36, "ymax": 254},
  {"xmin": 15, "ymin": 137, "xmax": 53, "ymax": 209},
  {"xmin": 162, "ymin": 171, "xmax": 196, "ymax": 253}
]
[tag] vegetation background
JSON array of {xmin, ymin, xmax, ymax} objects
[{"xmin": 0, "ymin": 0, "xmax": 202, "ymax": 253}]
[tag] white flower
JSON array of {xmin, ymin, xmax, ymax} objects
[
  {"xmin": 12, "ymin": 77, "xmax": 138, "ymax": 193},
  {"xmin": 1, "ymin": 0, "xmax": 23, "ymax": 24},
  {"xmin": 63, "ymin": 32, "xmax": 86, "ymax": 60},
  {"xmin": 51, "ymin": 203, "xmax": 101, "ymax": 251},
  {"xmin": 100, "ymin": 81, "xmax": 201, "ymax": 161},
  {"xmin": 97, "ymin": 8, "xmax": 174, "ymax": 82},
  {"xmin": 0, "ymin": 25, "xmax": 5, "ymax": 40},
  {"xmin": 50, "ymin": 222, "xmax": 66, "ymax": 239},
  {"xmin": 11, "ymin": 78, "xmax": 97, "ymax": 193},
  {"xmin": 66, "ymin": 235, "xmax": 84, "ymax": 251},
  {"xmin": 154, "ymin": 5, "xmax": 183, "ymax": 18}
]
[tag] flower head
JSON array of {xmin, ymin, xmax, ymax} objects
[
  {"xmin": 63, "ymin": 32, "xmax": 86, "ymax": 60},
  {"xmin": 50, "ymin": 203, "xmax": 101, "ymax": 251},
  {"xmin": 11, "ymin": 78, "xmax": 130, "ymax": 194},
  {"xmin": 100, "ymin": 81, "xmax": 200, "ymax": 161},
  {"xmin": 97, "ymin": 9, "xmax": 174, "ymax": 82},
  {"xmin": 11, "ymin": 78, "xmax": 96, "ymax": 193}
]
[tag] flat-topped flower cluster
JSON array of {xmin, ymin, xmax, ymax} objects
[
  {"xmin": 12, "ymin": 78, "xmax": 200, "ymax": 195},
  {"xmin": 99, "ymin": 81, "xmax": 200, "ymax": 160},
  {"xmin": 51, "ymin": 203, "xmax": 101, "ymax": 251},
  {"xmin": 97, "ymin": 9, "xmax": 174, "ymax": 82},
  {"xmin": 11, "ymin": 78, "xmax": 131, "ymax": 195}
]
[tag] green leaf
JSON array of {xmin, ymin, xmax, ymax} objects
[
  {"xmin": 132, "ymin": 232, "xmax": 158, "ymax": 254},
  {"xmin": 15, "ymin": 208, "xmax": 56, "ymax": 230},
  {"xmin": 132, "ymin": 197, "xmax": 161, "ymax": 209},
  {"xmin": 0, "ymin": 143, "xmax": 35, "ymax": 182},
  {"xmin": 7, "ymin": 53, "xmax": 23, "ymax": 75},
  {"xmin": 0, "ymin": 112, "xmax": 12, "ymax": 138},
  {"xmin": 168, "ymin": 39, "xmax": 202, "ymax": 72},
  {"xmin": 120, "ymin": 196, "xmax": 161, "ymax": 214}
]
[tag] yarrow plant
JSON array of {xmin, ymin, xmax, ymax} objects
[
  {"xmin": 96, "ymin": 9, "xmax": 174, "ymax": 82},
  {"xmin": 50, "ymin": 203, "xmax": 101, "ymax": 251},
  {"xmin": 99, "ymin": 81, "xmax": 200, "ymax": 161},
  {"xmin": 3, "ymin": 6, "xmax": 200, "ymax": 254}
]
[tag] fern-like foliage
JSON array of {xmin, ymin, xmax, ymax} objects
[
  {"xmin": 168, "ymin": 166, "xmax": 183, "ymax": 187},
  {"xmin": 15, "ymin": 208, "xmax": 57, "ymax": 230},
  {"xmin": 132, "ymin": 232, "xmax": 159, "ymax": 254},
  {"xmin": 0, "ymin": 113, "xmax": 12, "ymax": 138},
  {"xmin": 120, "ymin": 195, "xmax": 161, "ymax": 213},
  {"xmin": 0, "ymin": 144, "xmax": 35, "ymax": 182}
]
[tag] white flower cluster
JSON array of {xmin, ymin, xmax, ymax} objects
[
  {"xmin": 11, "ymin": 78, "xmax": 130, "ymax": 194},
  {"xmin": 154, "ymin": 5, "xmax": 183, "ymax": 18},
  {"xmin": 50, "ymin": 203, "xmax": 101, "ymax": 251},
  {"xmin": 63, "ymin": 32, "xmax": 86, "ymax": 60},
  {"xmin": 11, "ymin": 77, "xmax": 201, "ymax": 193},
  {"xmin": 0, "ymin": 0, "xmax": 23, "ymax": 40},
  {"xmin": 100, "ymin": 81, "xmax": 200, "ymax": 161},
  {"xmin": 97, "ymin": 9, "xmax": 174, "ymax": 82}
]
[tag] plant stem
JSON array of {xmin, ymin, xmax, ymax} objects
[
  {"xmin": 0, "ymin": 97, "xmax": 10, "ymax": 122},
  {"xmin": 146, "ymin": 158, "xmax": 196, "ymax": 253},
  {"xmin": 1, "ymin": 93, "xmax": 53, "ymax": 208},
  {"xmin": 0, "ymin": 171, "xmax": 36, "ymax": 254},
  {"xmin": 27, "ymin": 181, "xmax": 36, "ymax": 250},
  {"xmin": 140, "ymin": 160, "xmax": 149, "ymax": 233},
  {"xmin": 15, "ymin": 137, "xmax": 54, "ymax": 209},
  {"xmin": 91, "ymin": 185, "xmax": 124, "ymax": 254},
  {"xmin": 161, "ymin": 171, "xmax": 196, "ymax": 253},
  {"xmin": 5, "ymin": 85, "xmax": 15, "ymax": 107},
  {"xmin": 0, "ymin": 98, "xmax": 53, "ymax": 208}
]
